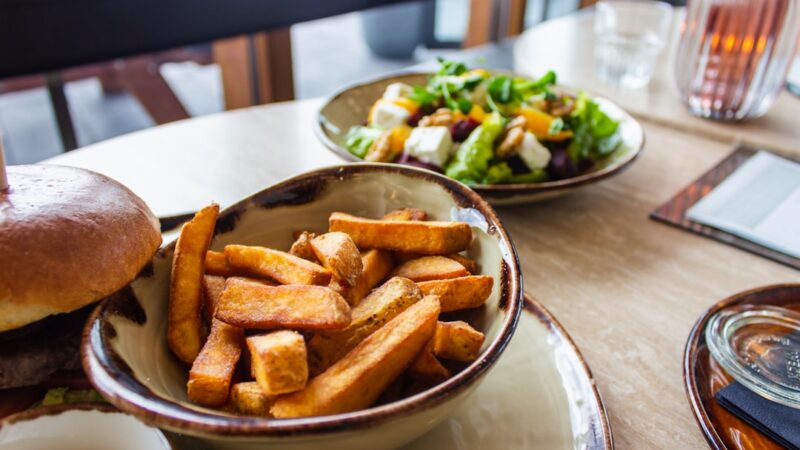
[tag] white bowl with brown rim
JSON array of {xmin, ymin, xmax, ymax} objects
[
  {"xmin": 315, "ymin": 72, "xmax": 645, "ymax": 205},
  {"xmin": 82, "ymin": 163, "xmax": 523, "ymax": 450}
]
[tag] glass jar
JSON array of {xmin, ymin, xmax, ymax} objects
[{"xmin": 674, "ymin": 0, "xmax": 800, "ymax": 120}]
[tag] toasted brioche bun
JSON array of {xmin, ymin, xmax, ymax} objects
[{"xmin": 0, "ymin": 165, "xmax": 161, "ymax": 332}]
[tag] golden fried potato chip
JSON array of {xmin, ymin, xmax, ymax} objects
[
  {"xmin": 431, "ymin": 321, "xmax": 485, "ymax": 362},
  {"xmin": 187, "ymin": 318, "xmax": 243, "ymax": 407},
  {"xmin": 169, "ymin": 204, "xmax": 219, "ymax": 364},
  {"xmin": 202, "ymin": 274, "xmax": 226, "ymax": 324},
  {"xmin": 391, "ymin": 256, "xmax": 469, "ymax": 282},
  {"xmin": 224, "ymin": 245, "xmax": 331, "ymax": 286},
  {"xmin": 329, "ymin": 212, "xmax": 472, "ymax": 255},
  {"xmin": 215, "ymin": 278, "xmax": 350, "ymax": 330},
  {"xmin": 408, "ymin": 341, "xmax": 450, "ymax": 384},
  {"xmin": 310, "ymin": 232, "xmax": 363, "ymax": 287},
  {"xmin": 446, "ymin": 253, "xmax": 477, "ymax": 274},
  {"xmin": 270, "ymin": 295, "xmax": 440, "ymax": 418},
  {"xmin": 344, "ymin": 249, "xmax": 394, "ymax": 306},
  {"xmin": 204, "ymin": 250, "xmax": 239, "ymax": 277},
  {"xmin": 382, "ymin": 208, "xmax": 428, "ymax": 221},
  {"xmin": 416, "ymin": 275, "xmax": 493, "ymax": 312},
  {"xmin": 248, "ymin": 331, "xmax": 308, "ymax": 396},
  {"xmin": 230, "ymin": 382, "xmax": 273, "ymax": 416},
  {"xmin": 288, "ymin": 231, "xmax": 318, "ymax": 262},
  {"xmin": 307, "ymin": 277, "xmax": 422, "ymax": 375}
]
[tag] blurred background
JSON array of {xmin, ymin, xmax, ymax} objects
[{"xmin": 0, "ymin": 0, "xmax": 690, "ymax": 165}]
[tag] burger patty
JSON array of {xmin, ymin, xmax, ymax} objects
[{"xmin": 0, "ymin": 304, "xmax": 94, "ymax": 389}]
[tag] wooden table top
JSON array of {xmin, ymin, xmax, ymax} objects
[
  {"xmin": 46, "ymin": 95, "xmax": 800, "ymax": 449},
  {"xmin": 514, "ymin": 9, "xmax": 800, "ymax": 156}
]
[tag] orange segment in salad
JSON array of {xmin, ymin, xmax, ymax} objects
[
  {"xmin": 465, "ymin": 68, "xmax": 490, "ymax": 78},
  {"xmin": 389, "ymin": 125, "xmax": 412, "ymax": 152},
  {"xmin": 467, "ymin": 105, "xmax": 487, "ymax": 123},
  {"xmin": 516, "ymin": 107, "xmax": 573, "ymax": 142},
  {"xmin": 390, "ymin": 98, "xmax": 419, "ymax": 114}
]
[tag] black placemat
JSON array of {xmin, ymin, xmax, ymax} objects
[
  {"xmin": 650, "ymin": 144, "xmax": 800, "ymax": 270},
  {"xmin": 717, "ymin": 381, "xmax": 800, "ymax": 450}
]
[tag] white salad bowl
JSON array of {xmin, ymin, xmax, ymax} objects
[{"xmin": 316, "ymin": 72, "xmax": 645, "ymax": 205}]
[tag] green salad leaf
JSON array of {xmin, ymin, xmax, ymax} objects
[
  {"xmin": 509, "ymin": 169, "xmax": 549, "ymax": 184},
  {"xmin": 481, "ymin": 163, "xmax": 549, "ymax": 184},
  {"xmin": 445, "ymin": 112, "xmax": 505, "ymax": 184},
  {"xmin": 344, "ymin": 126, "xmax": 383, "ymax": 158},
  {"xmin": 483, "ymin": 162, "xmax": 513, "ymax": 184},
  {"xmin": 487, "ymin": 76, "xmax": 513, "ymax": 104},
  {"xmin": 512, "ymin": 70, "xmax": 556, "ymax": 98},
  {"xmin": 409, "ymin": 85, "xmax": 438, "ymax": 108},
  {"xmin": 38, "ymin": 388, "xmax": 105, "ymax": 407},
  {"xmin": 437, "ymin": 58, "xmax": 468, "ymax": 76},
  {"xmin": 567, "ymin": 91, "xmax": 621, "ymax": 162}
]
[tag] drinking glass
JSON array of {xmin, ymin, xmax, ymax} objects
[
  {"xmin": 594, "ymin": 0, "xmax": 674, "ymax": 89},
  {"xmin": 674, "ymin": 0, "xmax": 800, "ymax": 120}
]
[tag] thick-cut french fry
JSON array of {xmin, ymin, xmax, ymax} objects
[
  {"xmin": 431, "ymin": 321, "xmax": 485, "ymax": 362},
  {"xmin": 227, "ymin": 276, "xmax": 277, "ymax": 287},
  {"xmin": 383, "ymin": 209, "xmax": 426, "ymax": 263},
  {"xmin": 224, "ymin": 245, "xmax": 331, "ymax": 286},
  {"xmin": 203, "ymin": 275, "xmax": 275, "ymax": 322},
  {"xmin": 446, "ymin": 254, "xmax": 477, "ymax": 274},
  {"xmin": 310, "ymin": 232, "xmax": 363, "ymax": 287},
  {"xmin": 392, "ymin": 256, "xmax": 469, "ymax": 282},
  {"xmin": 270, "ymin": 295, "xmax": 440, "ymax": 418},
  {"xmin": 408, "ymin": 341, "xmax": 450, "ymax": 384},
  {"xmin": 205, "ymin": 250, "xmax": 238, "ymax": 277},
  {"xmin": 248, "ymin": 331, "xmax": 308, "ymax": 396},
  {"xmin": 343, "ymin": 249, "xmax": 394, "ymax": 306},
  {"xmin": 169, "ymin": 204, "xmax": 219, "ymax": 364},
  {"xmin": 417, "ymin": 275, "xmax": 493, "ymax": 312},
  {"xmin": 307, "ymin": 277, "xmax": 422, "ymax": 375},
  {"xmin": 230, "ymin": 382, "xmax": 273, "ymax": 416},
  {"xmin": 187, "ymin": 318, "xmax": 244, "ymax": 407},
  {"xmin": 289, "ymin": 231, "xmax": 318, "ymax": 262},
  {"xmin": 215, "ymin": 278, "xmax": 351, "ymax": 330},
  {"xmin": 329, "ymin": 212, "xmax": 472, "ymax": 255},
  {"xmin": 382, "ymin": 208, "xmax": 428, "ymax": 221},
  {"xmin": 202, "ymin": 274, "xmax": 226, "ymax": 323}
]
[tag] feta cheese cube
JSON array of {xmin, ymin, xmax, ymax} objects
[
  {"xmin": 404, "ymin": 126, "xmax": 453, "ymax": 167},
  {"xmin": 464, "ymin": 82, "xmax": 488, "ymax": 108},
  {"xmin": 371, "ymin": 101, "xmax": 410, "ymax": 130},
  {"xmin": 516, "ymin": 132, "xmax": 551, "ymax": 170},
  {"xmin": 382, "ymin": 82, "xmax": 413, "ymax": 100}
]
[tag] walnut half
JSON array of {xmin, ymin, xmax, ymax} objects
[
  {"xmin": 365, "ymin": 130, "xmax": 397, "ymax": 162},
  {"xmin": 419, "ymin": 108, "xmax": 455, "ymax": 127}
]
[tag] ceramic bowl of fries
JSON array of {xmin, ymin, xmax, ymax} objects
[{"xmin": 82, "ymin": 163, "xmax": 522, "ymax": 450}]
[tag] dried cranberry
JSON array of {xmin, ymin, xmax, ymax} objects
[
  {"xmin": 450, "ymin": 119, "xmax": 480, "ymax": 142},
  {"xmin": 407, "ymin": 110, "xmax": 425, "ymax": 127},
  {"xmin": 546, "ymin": 148, "xmax": 578, "ymax": 180},
  {"xmin": 397, "ymin": 153, "xmax": 443, "ymax": 173}
]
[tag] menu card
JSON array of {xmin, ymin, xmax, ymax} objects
[{"xmin": 686, "ymin": 151, "xmax": 800, "ymax": 259}]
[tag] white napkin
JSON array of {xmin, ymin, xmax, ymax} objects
[{"xmin": 687, "ymin": 151, "xmax": 800, "ymax": 259}]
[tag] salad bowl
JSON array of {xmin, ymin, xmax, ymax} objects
[
  {"xmin": 82, "ymin": 163, "xmax": 523, "ymax": 450},
  {"xmin": 316, "ymin": 69, "xmax": 645, "ymax": 205}
]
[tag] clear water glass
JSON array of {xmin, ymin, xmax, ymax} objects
[
  {"xmin": 675, "ymin": 0, "xmax": 800, "ymax": 120},
  {"xmin": 594, "ymin": 1, "xmax": 674, "ymax": 89}
]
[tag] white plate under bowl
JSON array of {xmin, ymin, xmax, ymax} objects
[{"xmin": 0, "ymin": 403, "xmax": 173, "ymax": 450}]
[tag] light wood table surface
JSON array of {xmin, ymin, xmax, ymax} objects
[
  {"xmin": 42, "ymin": 11, "xmax": 800, "ymax": 447},
  {"xmin": 45, "ymin": 94, "xmax": 800, "ymax": 448},
  {"xmin": 514, "ymin": 9, "xmax": 800, "ymax": 156}
]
